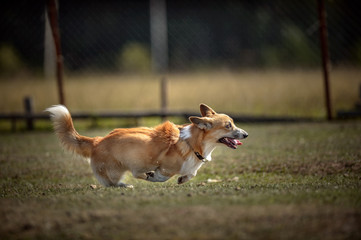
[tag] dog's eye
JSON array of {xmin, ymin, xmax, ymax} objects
[{"xmin": 225, "ymin": 122, "xmax": 232, "ymax": 129}]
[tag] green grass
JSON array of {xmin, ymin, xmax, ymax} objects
[{"xmin": 1, "ymin": 121, "xmax": 361, "ymax": 239}]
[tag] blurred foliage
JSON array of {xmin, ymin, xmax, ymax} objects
[
  {"xmin": 0, "ymin": 0, "xmax": 360, "ymax": 72},
  {"xmin": 281, "ymin": 25, "xmax": 318, "ymax": 67},
  {"xmin": 261, "ymin": 25, "xmax": 319, "ymax": 68},
  {"xmin": 354, "ymin": 40, "xmax": 361, "ymax": 65},
  {"xmin": 0, "ymin": 44, "xmax": 23, "ymax": 76},
  {"xmin": 117, "ymin": 42, "xmax": 151, "ymax": 73}
]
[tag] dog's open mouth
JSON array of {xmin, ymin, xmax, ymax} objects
[{"xmin": 218, "ymin": 137, "xmax": 242, "ymax": 149}]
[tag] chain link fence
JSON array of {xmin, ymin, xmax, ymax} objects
[
  {"xmin": 1, "ymin": 0, "xmax": 360, "ymax": 75},
  {"xmin": 1, "ymin": 0, "xmax": 361, "ymax": 126}
]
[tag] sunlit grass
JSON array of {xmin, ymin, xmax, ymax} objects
[{"xmin": 0, "ymin": 68, "xmax": 360, "ymax": 118}]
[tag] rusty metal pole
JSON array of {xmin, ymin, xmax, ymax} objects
[
  {"xmin": 317, "ymin": 0, "xmax": 332, "ymax": 120},
  {"xmin": 46, "ymin": 0, "xmax": 65, "ymax": 105}
]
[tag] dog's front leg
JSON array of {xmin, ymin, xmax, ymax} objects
[
  {"xmin": 177, "ymin": 174, "xmax": 194, "ymax": 184},
  {"xmin": 146, "ymin": 169, "xmax": 170, "ymax": 182},
  {"xmin": 132, "ymin": 171, "xmax": 148, "ymax": 180}
]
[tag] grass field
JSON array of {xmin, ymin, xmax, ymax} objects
[
  {"xmin": 0, "ymin": 68, "xmax": 360, "ymax": 118},
  {"xmin": 1, "ymin": 121, "xmax": 360, "ymax": 239}
]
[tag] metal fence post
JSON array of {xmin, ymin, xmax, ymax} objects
[
  {"xmin": 150, "ymin": 0, "xmax": 168, "ymax": 73},
  {"xmin": 150, "ymin": 0, "xmax": 169, "ymax": 121},
  {"xmin": 46, "ymin": 0, "xmax": 65, "ymax": 105},
  {"xmin": 24, "ymin": 97, "xmax": 34, "ymax": 130},
  {"xmin": 317, "ymin": 0, "xmax": 332, "ymax": 120},
  {"xmin": 161, "ymin": 77, "xmax": 168, "ymax": 121}
]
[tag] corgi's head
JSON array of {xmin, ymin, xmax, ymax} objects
[{"xmin": 189, "ymin": 104, "xmax": 248, "ymax": 149}]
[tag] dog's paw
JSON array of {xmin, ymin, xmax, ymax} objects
[
  {"xmin": 178, "ymin": 176, "xmax": 185, "ymax": 184},
  {"xmin": 146, "ymin": 172, "xmax": 155, "ymax": 179},
  {"xmin": 117, "ymin": 183, "xmax": 134, "ymax": 189}
]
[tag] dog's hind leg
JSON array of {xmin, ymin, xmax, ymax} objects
[
  {"xmin": 109, "ymin": 169, "xmax": 133, "ymax": 188},
  {"xmin": 91, "ymin": 156, "xmax": 131, "ymax": 188},
  {"xmin": 107, "ymin": 164, "xmax": 133, "ymax": 188},
  {"xmin": 116, "ymin": 181, "xmax": 133, "ymax": 188},
  {"xmin": 91, "ymin": 159, "xmax": 113, "ymax": 187}
]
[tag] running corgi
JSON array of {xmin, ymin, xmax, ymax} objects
[{"xmin": 46, "ymin": 104, "xmax": 248, "ymax": 188}]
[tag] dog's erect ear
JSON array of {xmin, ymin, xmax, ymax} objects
[
  {"xmin": 200, "ymin": 104, "xmax": 216, "ymax": 117},
  {"xmin": 189, "ymin": 117, "xmax": 213, "ymax": 130}
]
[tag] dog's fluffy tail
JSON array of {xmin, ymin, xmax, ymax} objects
[{"xmin": 46, "ymin": 105, "xmax": 94, "ymax": 158}]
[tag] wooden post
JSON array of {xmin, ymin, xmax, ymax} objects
[
  {"xmin": 317, "ymin": 0, "xmax": 332, "ymax": 120},
  {"xmin": 46, "ymin": 0, "xmax": 65, "ymax": 105},
  {"xmin": 24, "ymin": 97, "xmax": 34, "ymax": 131}
]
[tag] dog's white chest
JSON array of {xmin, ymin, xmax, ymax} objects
[
  {"xmin": 179, "ymin": 125, "xmax": 217, "ymax": 176},
  {"xmin": 180, "ymin": 156, "xmax": 204, "ymax": 176}
]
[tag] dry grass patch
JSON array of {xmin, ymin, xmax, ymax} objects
[{"xmin": 0, "ymin": 68, "xmax": 360, "ymax": 118}]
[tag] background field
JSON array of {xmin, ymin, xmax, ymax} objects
[
  {"xmin": 1, "ymin": 121, "xmax": 360, "ymax": 239},
  {"xmin": 0, "ymin": 68, "xmax": 360, "ymax": 119},
  {"xmin": 1, "ymin": 2, "xmax": 361, "ymax": 239}
]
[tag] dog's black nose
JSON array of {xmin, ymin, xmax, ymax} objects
[
  {"xmin": 241, "ymin": 130, "xmax": 248, "ymax": 138},
  {"xmin": 235, "ymin": 129, "xmax": 248, "ymax": 139}
]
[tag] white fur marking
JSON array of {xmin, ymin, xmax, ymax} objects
[
  {"xmin": 200, "ymin": 140, "xmax": 217, "ymax": 161},
  {"xmin": 46, "ymin": 105, "xmax": 70, "ymax": 120},
  {"xmin": 180, "ymin": 125, "xmax": 192, "ymax": 140},
  {"xmin": 180, "ymin": 156, "xmax": 203, "ymax": 176},
  {"xmin": 204, "ymin": 147, "xmax": 215, "ymax": 161}
]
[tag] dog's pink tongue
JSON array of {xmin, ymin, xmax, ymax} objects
[{"xmin": 235, "ymin": 139, "xmax": 243, "ymax": 146}]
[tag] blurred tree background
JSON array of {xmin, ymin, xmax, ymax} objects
[{"xmin": 0, "ymin": 0, "xmax": 360, "ymax": 75}]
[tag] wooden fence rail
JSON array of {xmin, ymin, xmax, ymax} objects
[
  {"xmin": 0, "ymin": 97, "xmax": 313, "ymax": 131},
  {"xmin": 0, "ymin": 111, "xmax": 313, "ymax": 132}
]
